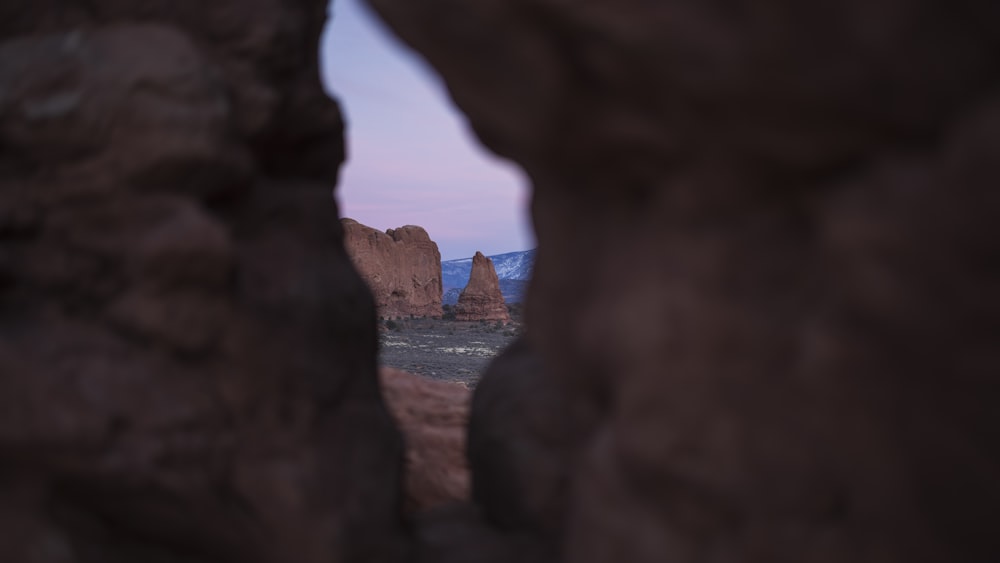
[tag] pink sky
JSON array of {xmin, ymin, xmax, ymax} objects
[{"xmin": 320, "ymin": 0, "xmax": 535, "ymax": 260}]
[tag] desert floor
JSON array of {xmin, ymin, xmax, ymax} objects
[{"xmin": 377, "ymin": 317, "xmax": 520, "ymax": 386}]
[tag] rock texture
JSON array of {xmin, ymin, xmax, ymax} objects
[
  {"xmin": 454, "ymin": 251, "xmax": 510, "ymax": 323},
  {"xmin": 0, "ymin": 2, "xmax": 406, "ymax": 563},
  {"xmin": 365, "ymin": 1, "xmax": 1000, "ymax": 563},
  {"xmin": 379, "ymin": 368, "xmax": 471, "ymax": 513},
  {"xmin": 5, "ymin": 0, "xmax": 1000, "ymax": 562},
  {"xmin": 343, "ymin": 218, "xmax": 444, "ymax": 319}
]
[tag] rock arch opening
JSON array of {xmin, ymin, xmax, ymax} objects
[
  {"xmin": 319, "ymin": 0, "xmax": 535, "ymax": 384},
  {"xmin": 319, "ymin": 0, "xmax": 534, "ymax": 263}
]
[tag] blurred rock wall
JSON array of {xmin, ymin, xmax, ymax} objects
[
  {"xmin": 365, "ymin": 0, "xmax": 1000, "ymax": 562},
  {"xmin": 3, "ymin": 0, "xmax": 999, "ymax": 562},
  {"xmin": 0, "ymin": 1, "xmax": 406, "ymax": 562}
]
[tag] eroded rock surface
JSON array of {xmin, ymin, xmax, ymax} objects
[
  {"xmin": 379, "ymin": 368, "xmax": 471, "ymax": 513},
  {"xmin": 0, "ymin": 2, "xmax": 405, "ymax": 562},
  {"xmin": 365, "ymin": 0, "xmax": 1000, "ymax": 562},
  {"xmin": 343, "ymin": 218, "xmax": 444, "ymax": 319},
  {"xmin": 5, "ymin": 0, "xmax": 999, "ymax": 561},
  {"xmin": 455, "ymin": 251, "xmax": 509, "ymax": 323}
]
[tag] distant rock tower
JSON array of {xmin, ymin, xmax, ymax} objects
[{"xmin": 455, "ymin": 251, "xmax": 510, "ymax": 323}]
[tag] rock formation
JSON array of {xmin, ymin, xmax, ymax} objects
[
  {"xmin": 0, "ymin": 2, "xmax": 406, "ymax": 562},
  {"xmin": 3, "ymin": 0, "xmax": 999, "ymax": 563},
  {"xmin": 379, "ymin": 368, "xmax": 470, "ymax": 513},
  {"xmin": 455, "ymin": 251, "xmax": 510, "ymax": 322},
  {"xmin": 342, "ymin": 218, "xmax": 443, "ymax": 318},
  {"xmin": 366, "ymin": 1, "xmax": 1000, "ymax": 562}
]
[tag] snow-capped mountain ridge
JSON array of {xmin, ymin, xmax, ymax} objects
[{"xmin": 492, "ymin": 249, "xmax": 534, "ymax": 280}]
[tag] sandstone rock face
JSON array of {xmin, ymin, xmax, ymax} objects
[
  {"xmin": 6, "ymin": 0, "xmax": 1000, "ymax": 562},
  {"xmin": 0, "ymin": 2, "xmax": 406, "ymax": 563},
  {"xmin": 455, "ymin": 251, "xmax": 510, "ymax": 323},
  {"xmin": 379, "ymin": 368, "xmax": 471, "ymax": 513},
  {"xmin": 343, "ymin": 218, "xmax": 444, "ymax": 319},
  {"xmin": 366, "ymin": 1, "xmax": 1000, "ymax": 562}
]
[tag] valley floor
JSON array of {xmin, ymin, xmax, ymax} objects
[{"xmin": 377, "ymin": 318, "xmax": 521, "ymax": 386}]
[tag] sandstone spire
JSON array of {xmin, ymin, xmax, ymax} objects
[{"xmin": 455, "ymin": 251, "xmax": 510, "ymax": 323}]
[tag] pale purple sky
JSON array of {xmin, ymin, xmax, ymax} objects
[{"xmin": 319, "ymin": 0, "xmax": 535, "ymax": 261}]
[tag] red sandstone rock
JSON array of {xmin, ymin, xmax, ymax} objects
[
  {"xmin": 379, "ymin": 368, "xmax": 471, "ymax": 513},
  {"xmin": 367, "ymin": 1, "xmax": 1000, "ymax": 562},
  {"xmin": 4, "ymin": 0, "xmax": 1000, "ymax": 562},
  {"xmin": 342, "ymin": 218, "xmax": 444, "ymax": 319},
  {"xmin": 455, "ymin": 251, "xmax": 510, "ymax": 323},
  {"xmin": 0, "ymin": 3, "xmax": 405, "ymax": 563}
]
